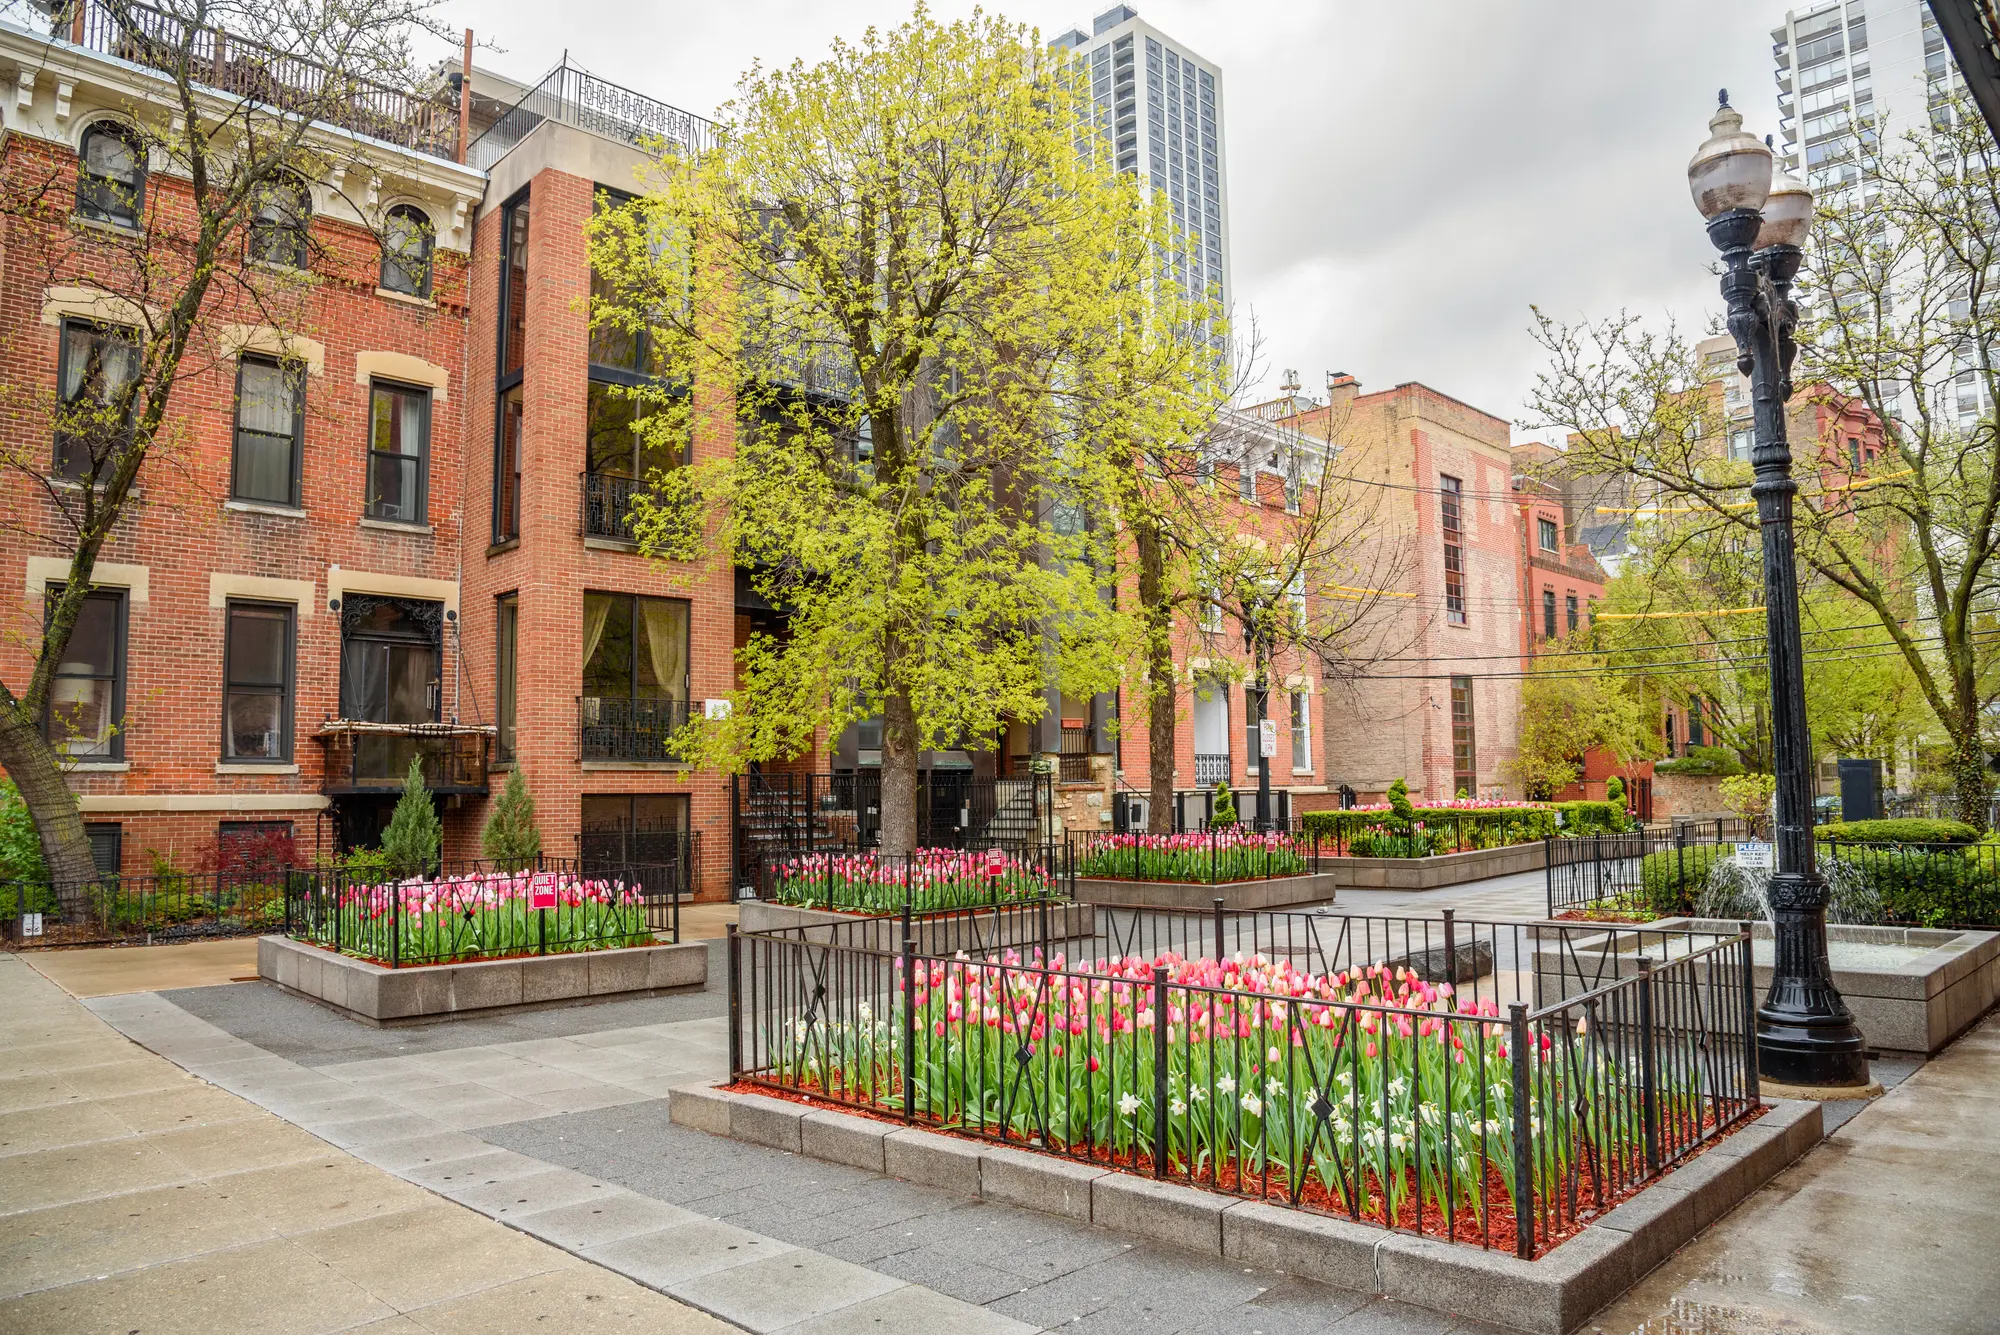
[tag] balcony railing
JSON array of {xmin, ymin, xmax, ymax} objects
[
  {"xmin": 316, "ymin": 721, "xmax": 492, "ymax": 795},
  {"xmin": 580, "ymin": 471, "xmax": 640, "ymax": 542},
  {"xmin": 63, "ymin": 0, "xmax": 460, "ymax": 159},
  {"xmin": 580, "ymin": 696, "xmax": 691, "ymax": 764},
  {"xmin": 469, "ymin": 58, "xmax": 716, "ymax": 170},
  {"xmin": 1193, "ymin": 752, "xmax": 1230, "ymax": 788}
]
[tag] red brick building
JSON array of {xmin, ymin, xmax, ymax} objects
[{"xmin": 0, "ymin": 15, "xmax": 483, "ymax": 876}]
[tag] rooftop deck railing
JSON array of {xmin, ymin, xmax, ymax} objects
[{"xmin": 469, "ymin": 58, "xmax": 716, "ymax": 170}]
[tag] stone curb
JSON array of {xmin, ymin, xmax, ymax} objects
[
  {"xmin": 258, "ymin": 934, "xmax": 708, "ymax": 1026},
  {"xmin": 667, "ymin": 1081, "xmax": 1822, "ymax": 1335}
]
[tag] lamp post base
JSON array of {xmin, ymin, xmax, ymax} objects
[{"xmin": 1755, "ymin": 1014, "xmax": 1872, "ymax": 1088}]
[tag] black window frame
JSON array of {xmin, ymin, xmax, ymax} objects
[
  {"xmin": 1450, "ymin": 674, "xmax": 1477, "ymax": 797},
  {"xmin": 493, "ymin": 190, "xmax": 529, "ymax": 545},
  {"xmin": 43, "ymin": 584, "xmax": 127, "ymax": 761},
  {"xmin": 496, "ymin": 591, "xmax": 519, "ymax": 761},
  {"xmin": 77, "ymin": 120, "xmax": 145, "ymax": 228},
  {"xmin": 54, "ymin": 317, "xmax": 139, "ymax": 479},
  {"xmin": 494, "ymin": 384, "xmax": 523, "ymax": 543},
  {"xmin": 221, "ymin": 599, "xmax": 296, "ymax": 763},
  {"xmin": 379, "ymin": 204, "xmax": 434, "ymax": 298},
  {"xmin": 365, "ymin": 379, "xmax": 432, "ymax": 524},
  {"xmin": 85, "ymin": 822, "xmax": 123, "ymax": 878},
  {"xmin": 1537, "ymin": 516, "xmax": 1560, "ymax": 553},
  {"xmin": 249, "ymin": 173, "xmax": 311, "ymax": 269},
  {"xmin": 1566, "ymin": 593, "xmax": 1579, "ymax": 633},
  {"xmin": 581, "ymin": 591, "xmax": 692, "ymax": 702},
  {"xmin": 231, "ymin": 353, "xmax": 306, "ymax": 507},
  {"xmin": 1542, "ymin": 587, "xmax": 1558, "ymax": 640}
]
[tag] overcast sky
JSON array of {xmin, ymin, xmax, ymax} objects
[{"xmin": 431, "ymin": 0, "xmax": 1792, "ymax": 439}]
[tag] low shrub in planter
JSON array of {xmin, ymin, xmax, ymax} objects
[
  {"xmin": 1639, "ymin": 844, "xmax": 1736, "ymax": 918},
  {"xmin": 1077, "ymin": 830, "xmax": 1305, "ymax": 883},
  {"xmin": 770, "ymin": 848, "xmax": 1053, "ymax": 913},
  {"xmin": 1300, "ymin": 802, "xmax": 1557, "ymax": 854},
  {"xmin": 1816, "ymin": 818, "xmax": 1979, "ymax": 845},
  {"xmin": 1653, "ymin": 746, "xmax": 1744, "ymax": 777}
]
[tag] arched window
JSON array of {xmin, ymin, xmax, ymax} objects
[
  {"xmin": 78, "ymin": 122, "xmax": 145, "ymax": 228},
  {"xmin": 250, "ymin": 174, "xmax": 311, "ymax": 268},
  {"xmin": 379, "ymin": 205, "xmax": 433, "ymax": 297}
]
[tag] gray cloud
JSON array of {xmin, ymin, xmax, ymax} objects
[{"xmin": 436, "ymin": 0, "xmax": 1789, "ymax": 432}]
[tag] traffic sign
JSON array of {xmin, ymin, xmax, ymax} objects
[{"xmin": 528, "ymin": 871, "xmax": 560, "ymax": 911}]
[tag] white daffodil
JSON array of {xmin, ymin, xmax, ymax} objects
[
  {"xmin": 1118, "ymin": 1092, "xmax": 1142, "ymax": 1117},
  {"xmin": 1388, "ymin": 1077, "xmax": 1408, "ymax": 1099},
  {"xmin": 1189, "ymin": 1085, "xmax": 1208, "ymax": 1102},
  {"xmin": 858, "ymin": 1001, "xmax": 873, "ymax": 1024},
  {"xmin": 1169, "ymin": 1099, "xmax": 1187, "ymax": 1118},
  {"xmin": 1217, "ymin": 1075, "xmax": 1237, "ymax": 1095},
  {"xmin": 1241, "ymin": 1093, "xmax": 1264, "ymax": 1118}
]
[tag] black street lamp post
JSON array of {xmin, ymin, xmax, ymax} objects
[{"xmin": 1688, "ymin": 92, "xmax": 1870, "ymax": 1088}]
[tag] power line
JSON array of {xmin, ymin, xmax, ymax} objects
[
  {"xmin": 1354, "ymin": 616, "xmax": 1932, "ymax": 665},
  {"xmin": 1336, "ymin": 629, "xmax": 1998, "ymax": 683}
]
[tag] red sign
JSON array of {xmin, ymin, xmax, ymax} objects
[
  {"xmin": 986, "ymin": 847, "xmax": 1006, "ymax": 878},
  {"xmin": 528, "ymin": 871, "xmax": 559, "ymax": 911}
]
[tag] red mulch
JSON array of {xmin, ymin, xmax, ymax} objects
[{"xmin": 727, "ymin": 1079, "xmax": 1764, "ymax": 1258}]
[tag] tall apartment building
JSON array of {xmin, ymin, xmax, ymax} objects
[{"xmin": 1050, "ymin": 6, "xmax": 1228, "ymax": 313}]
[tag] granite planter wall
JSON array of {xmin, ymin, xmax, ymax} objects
[
  {"xmin": 1071, "ymin": 872, "xmax": 1340, "ymax": 911},
  {"xmin": 1324, "ymin": 840, "xmax": 1548, "ymax": 891},
  {"xmin": 258, "ymin": 934, "xmax": 708, "ymax": 1026}
]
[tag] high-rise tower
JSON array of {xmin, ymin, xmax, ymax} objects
[{"xmin": 1051, "ymin": 6, "xmax": 1230, "ymax": 313}]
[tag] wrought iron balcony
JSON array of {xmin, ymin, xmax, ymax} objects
[
  {"xmin": 469, "ymin": 59, "xmax": 716, "ymax": 170},
  {"xmin": 580, "ymin": 696, "xmax": 691, "ymax": 764},
  {"xmin": 1193, "ymin": 752, "xmax": 1230, "ymax": 788},
  {"xmin": 62, "ymin": 0, "xmax": 461, "ymax": 159},
  {"xmin": 316, "ymin": 721, "xmax": 492, "ymax": 795},
  {"xmin": 580, "ymin": 471, "xmax": 640, "ymax": 542}
]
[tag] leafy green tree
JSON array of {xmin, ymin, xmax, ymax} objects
[
  {"xmin": 1509, "ymin": 638, "xmax": 1659, "ymax": 799},
  {"xmin": 480, "ymin": 768, "xmax": 542, "ymax": 871},
  {"xmin": 587, "ymin": 8, "xmax": 1221, "ymax": 852},
  {"xmin": 1528, "ymin": 97, "xmax": 2000, "ymax": 827},
  {"xmin": 380, "ymin": 757, "xmax": 440, "ymax": 873},
  {"xmin": 0, "ymin": 781, "xmax": 51, "ymax": 884}
]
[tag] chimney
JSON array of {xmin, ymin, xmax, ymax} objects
[{"xmin": 1326, "ymin": 372, "xmax": 1360, "ymax": 409}]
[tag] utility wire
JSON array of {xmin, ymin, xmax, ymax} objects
[{"xmin": 1336, "ymin": 628, "xmax": 1999, "ymax": 683}]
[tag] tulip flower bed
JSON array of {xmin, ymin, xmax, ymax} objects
[
  {"xmin": 296, "ymin": 869, "xmax": 653, "ymax": 965},
  {"xmin": 766, "ymin": 848, "xmax": 1056, "ymax": 914},
  {"xmin": 1075, "ymin": 830, "xmax": 1308, "ymax": 883},
  {"xmin": 753, "ymin": 938, "xmax": 1755, "ymax": 1255}
]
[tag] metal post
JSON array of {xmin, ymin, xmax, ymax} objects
[
  {"xmin": 1740, "ymin": 920, "xmax": 1762, "ymax": 1104},
  {"xmin": 901, "ymin": 935, "xmax": 917, "ymax": 1122},
  {"xmin": 1442, "ymin": 908, "xmax": 1457, "ymax": 985},
  {"xmin": 1706, "ymin": 176, "xmax": 1868, "ymax": 1088},
  {"xmin": 1152, "ymin": 964, "xmax": 1170, "ymax": 1177},
  {"xmin": 725, "ymin": 925, "xmax": 742, "ymax": 1077},
  {"xmin": 1508, "ymin": 1003, "xmax": 1535, "ymax": 1260},
  {"xmin": 1637, "ymin": 957, "xmax": 1660, "ymax": 1173},
  {"xmin": 1213, "ymin": 897, "xmax": 1225, "ymax": 962}
]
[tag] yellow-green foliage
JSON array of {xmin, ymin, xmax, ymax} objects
[{"xmin": 585, "ymin": 7, "xmax": 1222, "ymax": 789}]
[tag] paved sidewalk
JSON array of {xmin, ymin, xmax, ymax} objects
[
  {"xmin": 1587, "ymin": 1011, "xmax": 2000, "ymax": 1335},
  {"xmin": 0, "ymin": 954, "xmax": 725, "ymax": 1335}
]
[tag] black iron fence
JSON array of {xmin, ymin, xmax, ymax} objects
[
  {"xmin": 580, "ymin": 696, "xmax": 691, "ymax": 764},
  {"xmin": 283, "ymin": 857, "xmax": 681, "ymax": 966},
  {"xmin": 745, "ymin": 844, "xmax": 1068, "ymax": 914},
  {"xmin": 1548, "ymin": 832, "xmax": 2000, "ymax": 929},
  {"xmin": 1, "ymin": 869, "xmax": 295, "ymax": 948},
  {"xmin": 1071, "ymin": 829, "xmax": 1314, "ymax": 884},
  {"xmin": 729, "ymin": 904, "xmax": 1757, "ymax": 1257}
]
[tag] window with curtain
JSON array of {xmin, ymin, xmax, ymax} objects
[
  {"xmin": 233, "ymin": 356, "xmax": 303, "ymax": 506},
  {"xmin": 223, "ymin": 601, "xmax": 293, "ymax": 761},
  {"xmin": 55, "ymin": 320, "xmax": 139, "ymax": 479},
  {"xmin": 1290, "ymin": 691, "xmax": 1311, "ymax": 771},
  {"xmin": 380, "ymin": 205, "xmax": 433, "ymax": 297},
  {"xmin": 44, "ymin": 587, "xmax": 125, "ymax": 759},
  {"xmin": 77, "ymin": 121, "xmax": 144, "ymax": 227},
  {"xmin": 496, "ymin": 593, "xmax": 518, "ymax": 760},
  {"xmin": 367, "ymin": 382, "xmax": 429, "ymax": 523},
  {"xmin": 582, "ymin": 593, "xmax": 689, "ymax": 703},
  {"xmin": 339, "ymin": 598, "xmax": 438, "ymax": 725}
]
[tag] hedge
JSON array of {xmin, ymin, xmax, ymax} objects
[
  {"xmin": 1300, "ymin": 805, "xmax": 1559, "ymax": 849},
  {"xmin": 1553, "ymin": 800, "xmax": 1632, "ymax": 836},
  {"xmin": 1633, "ymin": 838, "xmax": 2000, "ymax": 926},
  {"xmin": 1638, "ymin": 843, "xmax": 1736, "ymax": 918},
  {"xmin": 1816, "ymin": 818, "xmax": 1979, "ymax": 845},
  {"xmin": 1653, "ymin": 745, "xmax": 1744, "ymax": 777}
]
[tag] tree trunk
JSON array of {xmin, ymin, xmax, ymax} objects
[
  {"xmin": 1135, "ymin": 519, "xmax": 1177, "ymax": 835},
  {"xmin": 879, "ymin": 686, "xmax": 920, "ymax": 855},
  {"xmin": 0, "ymin": 701, "xmax": 97, "ymax": 899},
  {"xmin": 1946, "ymin": 721, "xmax": 1990, "ymax": 833}
]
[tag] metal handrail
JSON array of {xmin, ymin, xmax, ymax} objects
[{"xmin": 469, "ymin": 59, "xmax": 717, "ymax": 170}]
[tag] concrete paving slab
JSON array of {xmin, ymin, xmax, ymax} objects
[
  {"xmin": 397, "ymin": 1263, "xmax": 726, "ymax": 1334},
  {"xmin": 669, "ymin": 1248, "xmax": 906, "ymax": 1329},
  {"xmin": 206, "ymin": 1154, "xmax": 432, "ymax": 1234},
  {"xmin": 352, "ymin": 1129, "xmax": 496, "ymax": 1173},
  {"xmin": 510, "ymin": 1189, "xmax": 702, "ymax": 1250},
  {"xmin": 0, "ymin": 1137, "xmax": 195, "ymax": 1214},
  {"xmin": 0, "ymin": 1179, "xmax": 278, "ymax": 1296},
  {"xmin": 584, "ymin": 1218, "xmax": 798, "ymax": 1288},
  {"xmin": 445, "ymin": 1166, "xmax": 619, "ymax": 1218},
  {"xmin": 290, "ymin": 1199, "xmax": 565, "ymax": 1310}
]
